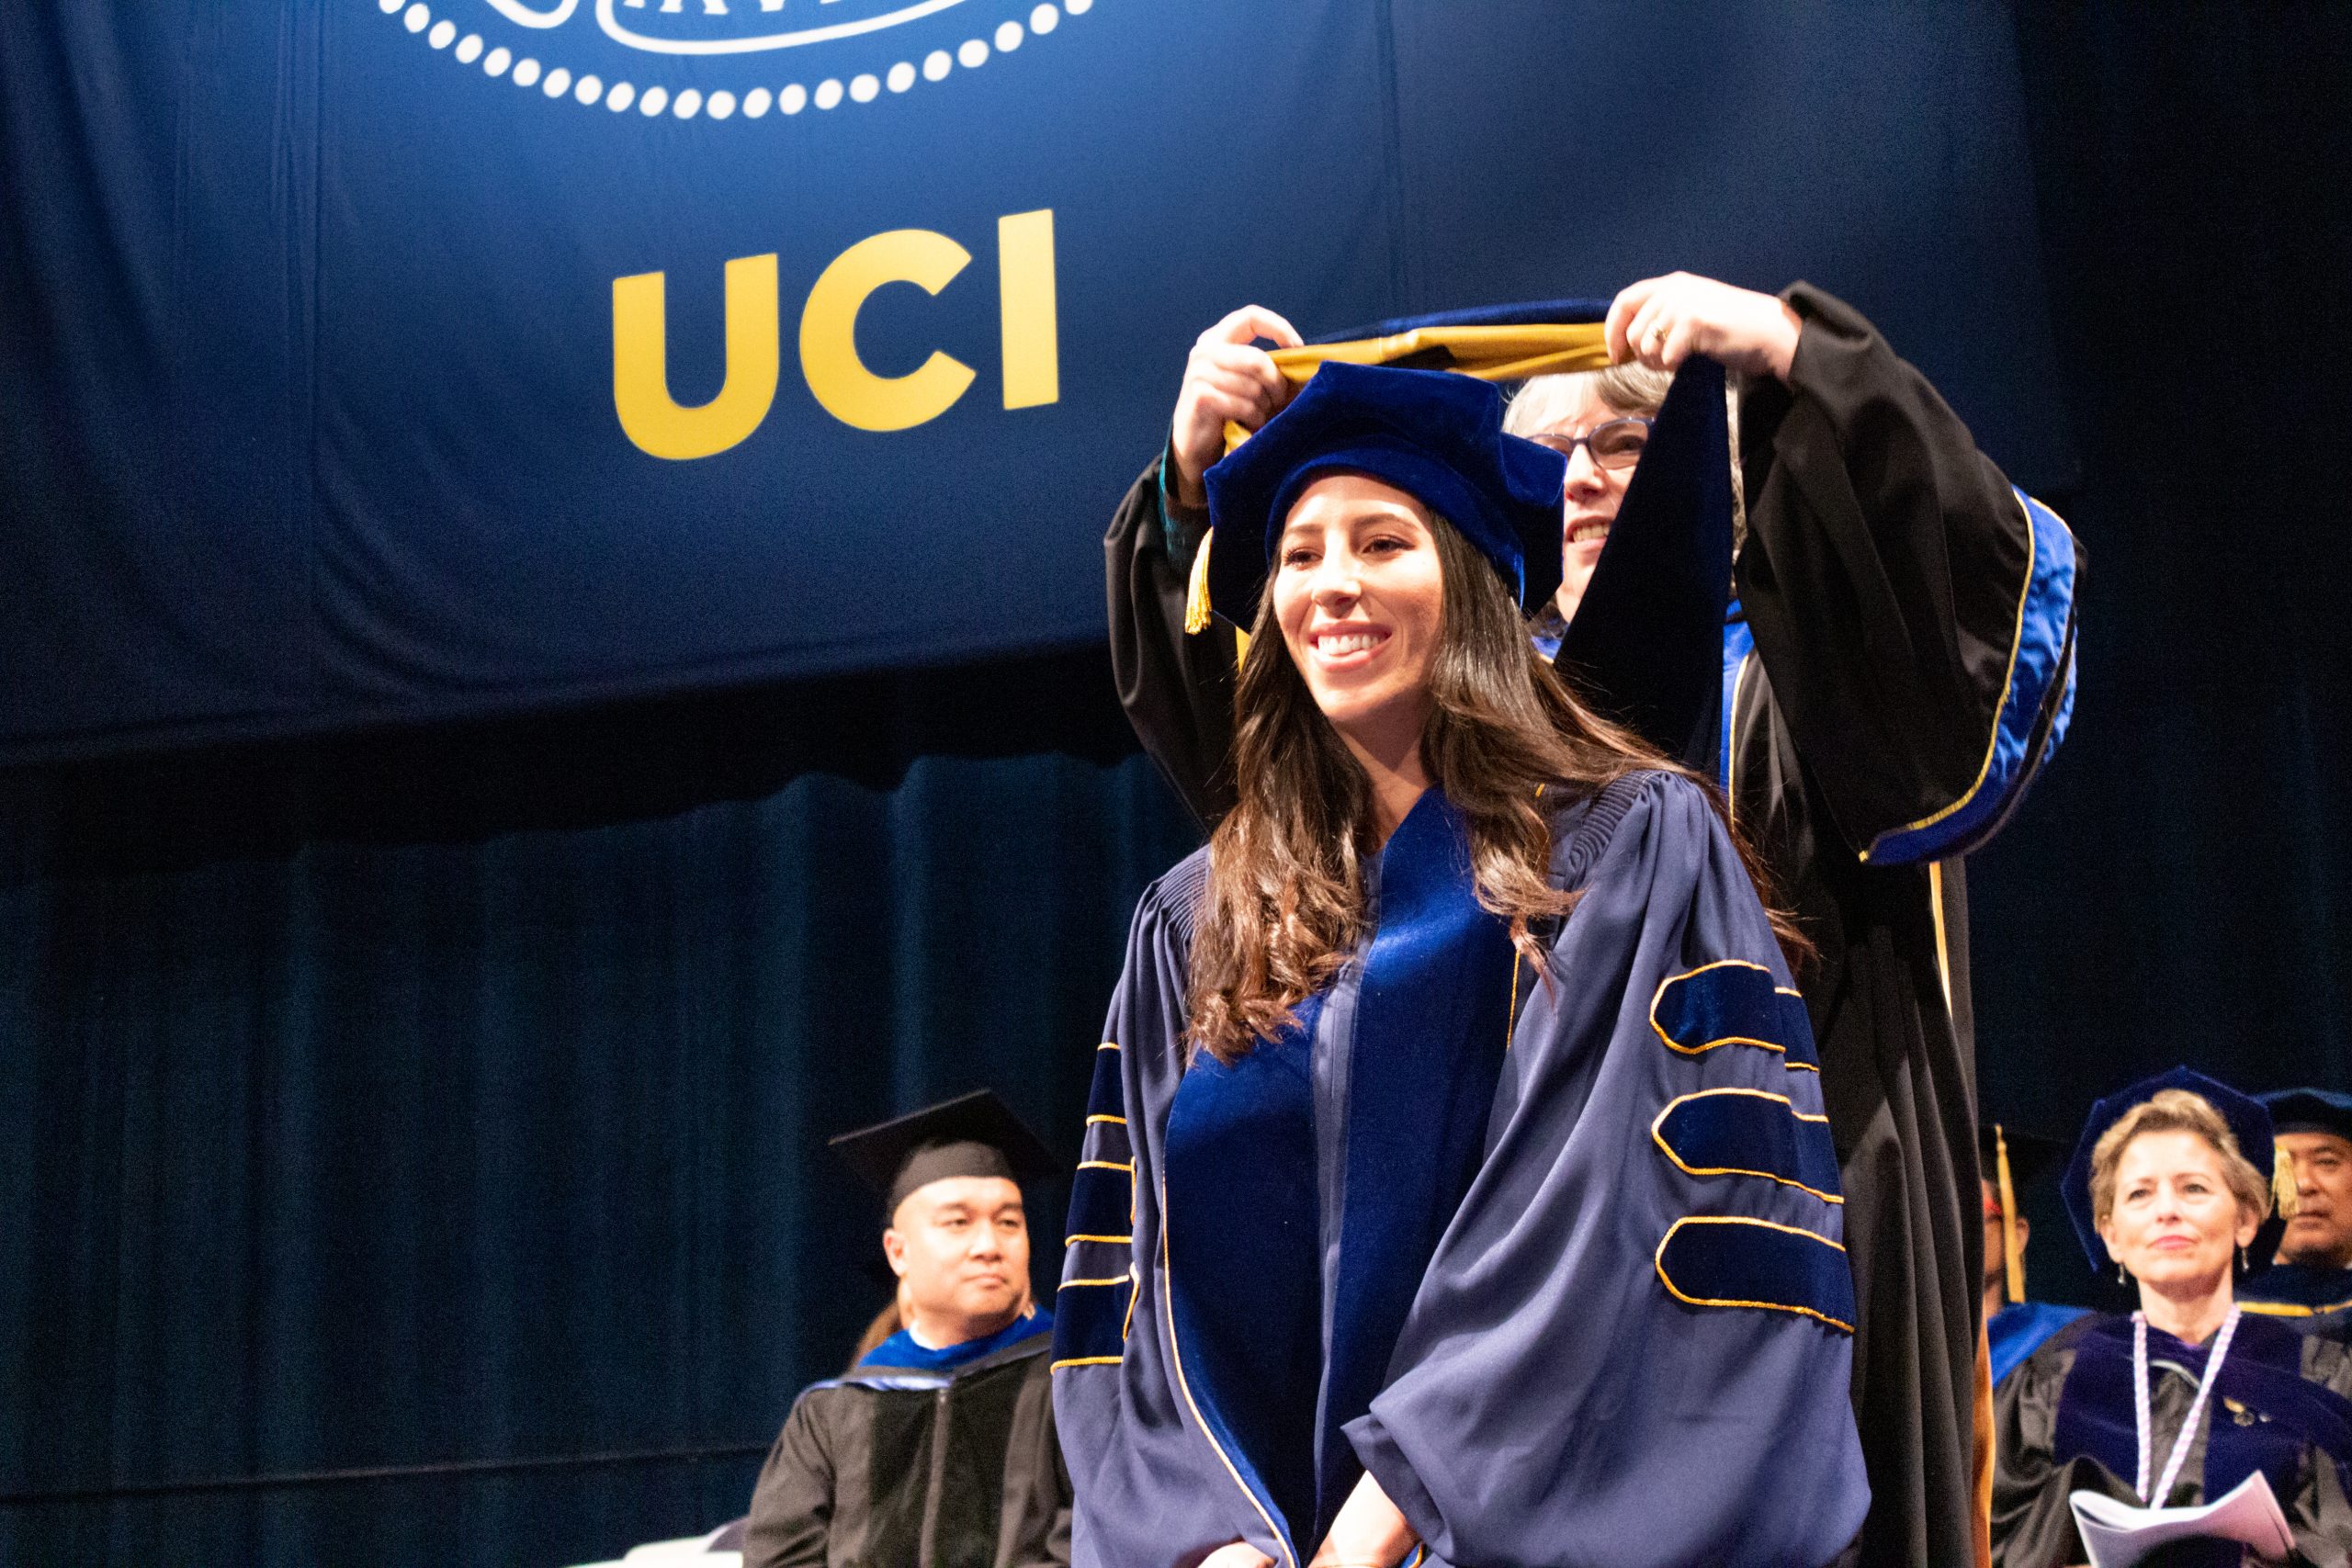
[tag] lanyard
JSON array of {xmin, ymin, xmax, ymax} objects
[{"xmin": 2132, "ymin": 1305, "xmax": 2242, "ymax": 1505}]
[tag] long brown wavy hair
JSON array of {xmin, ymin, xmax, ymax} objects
[{"xmin": 1187, "ymin": 511, "xmax": 1805, "ymax": 1064}]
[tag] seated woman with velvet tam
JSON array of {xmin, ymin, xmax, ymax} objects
[
  {"xmin": 1993, "ymin": 1068, "xmax": 2352, "ymax": 1568},
  {"xmin": 1049, "ymin": 361, "xmax": 1870, "ymax": 1568}
]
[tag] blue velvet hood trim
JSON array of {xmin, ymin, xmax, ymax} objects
[{"xmin": 856, "ymin": 1307, "xmax": 1053, "ymax": 1376}]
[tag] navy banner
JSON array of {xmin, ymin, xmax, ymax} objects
[{"xmin": 0, "ymin": 1, "xmax": 2071, "ymax": 761}]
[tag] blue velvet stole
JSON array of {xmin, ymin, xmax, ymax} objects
[
  {"xmin": 1162, "ymin": 790, "xmax": 1516, "ymax": 1560},
  {"xmin": 1319, "ymin": 791, "xmax": 1517, "ymax": 1544},
  {"xmin": 1165, "ymin": 992, "xmax": 1327, "ymax": 1557},
  {"xmin": 2052, "ymin": 1313, "xmax": 2352, "ymax": 1504}
]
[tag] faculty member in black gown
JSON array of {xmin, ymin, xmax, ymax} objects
[
  {"xmin": 1992, "ymin": 1069, "xmax": 2352, "ymax": 1568},
  {"xmin": 745, "ymin": 1092, "xmax": 1071, "ymax": 1568},
  {"xmin": 1107, "ymin": 273, "xmax": 2081, "ymax": 1568}
]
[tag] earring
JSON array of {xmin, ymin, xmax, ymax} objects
[
  {"xmin": 2239, "ymin": 1244, "xmax": 2248, "ymax": 1274},
  {"xmin": 2118, "ymin": 1260, "xmax": 2128, "ymax": 1284}
]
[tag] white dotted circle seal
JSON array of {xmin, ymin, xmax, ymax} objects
[{"xmin": 370, "ymin": 1, "xmax": 1098, "ymax": 125}]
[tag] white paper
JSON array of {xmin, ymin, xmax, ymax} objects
[
  {"xmin": 2070, "ymin": 1471, "xmax": 2293, "ymax": 1568},
  {"xmin": 567, "ymin": 1523, "xmax": 743, "ymax": 1567}
]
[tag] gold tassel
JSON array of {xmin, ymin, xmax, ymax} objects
[
  {"xmin": 1182, "ymin": 527, "xmax": 1216, "ymax": 636},
  {"xmin": 1996, "ymin": 1124, "xmax": 2026, "ymax": 1306},
  {"xmin": 1190, "ymin": 400, "xmax": 1259, "ymax": 636},
  {"xmin": 2276, "ymin": 1146, "xmax": 2301, "ymax": 1221}
]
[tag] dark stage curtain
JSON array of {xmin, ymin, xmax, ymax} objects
[
  {"xmin": 1970, "ymin": 7, "xmax": 2352, "ymax": 1303},
  {"xmin": 7, "ymin": 8, "xmax": 2352, "ymax": 1566},
  {"xmin": 0, "ymin": 649, "xmax": 1199, "ymax": 1566}
]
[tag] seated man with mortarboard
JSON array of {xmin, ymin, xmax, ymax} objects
[
  {"xmin": 2242, "ymin": 1089, "xmax": 2352, "ymax": 1319},
  {"xmin": 743, "ymin": 1091, "xmax": 1070, "ymax": 1568}
]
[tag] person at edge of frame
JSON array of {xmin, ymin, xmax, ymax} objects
[
  {"xmin": 742, "ymin": 1090, "xmax": 1070, "ymax": 1568},
  {"xmin": 1104, "ymin": 272, "xmax": 2083, "ymax": 1568},
  {"xmin": 1992, "ymin": 1068, "xmax": 2352, "ymax": 1568},
  {"xmin": 1981, "ymin": 1122, "xmax": 2090, "ymax": 1388},
  {"xmin": 2242, "ymin": 1089, "xmax": 2352, "ymax": 1320}
]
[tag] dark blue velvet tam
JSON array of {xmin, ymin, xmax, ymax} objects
[
  {"xmin": 2262, "ymin": 1088, "xmax": 2352, "ymax": 1144},
  {"xmin": 1201, "ymin": 361, "xmax": 1568, "ymax": 624},
  {"xmin": 2061, "ymin": 1066, "xmax": 2277, "ymax": 1273}
]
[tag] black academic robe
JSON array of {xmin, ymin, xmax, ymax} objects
[
  {"xmin": 743, "ymin": 1325, "xmax": 1070, "ymax": 1568},
  {"xmin": 1992, "ymin": 1313, "xmax": 2352, "ymax": 1568},
  {"xmin": 1102, "ymin": 285, "xmax": 2081, "ymax": 1568}
]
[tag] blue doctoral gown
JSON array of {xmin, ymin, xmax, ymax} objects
[{"xmin": 1051, "ymin": 771, "xmax": 1869, "ymax": 1568}]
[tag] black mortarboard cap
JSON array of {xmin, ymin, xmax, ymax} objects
[
  {"xmin": 1979, "ymin": 1123, "xmax": 2067, "ymax": 1200},
  {"xmin": 2262, "ymin": 1088, "xmax": 2352, "ymax": 1143},
  {"xmin": 2060, "ymin": 1066, "xmax": 2276, "ymax": 1274},
  {"xmin": 830, "ymin": 1089, "xmax": 1062, "ymax": 1217},
  {"xmin": 1203, "ymin": 361, "xmax": 1569, "ymax": 621},
  {"xmin": 1982, "ymin": 1121, "xmax": 2067, "ymax": 1303}
]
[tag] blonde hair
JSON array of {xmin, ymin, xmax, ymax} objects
[
  {"xmin": 1503, "ymin": 363, "xmax": 1675, "ymax": 435},
  {"xmin": 844, "ymin": 1298, "xmax": 902, "ymax": 1372},
  {"xmin": 2088, "ymin": 1088, "xmax": 2271, "ymax": 1231},
  {"xmin": 1504, "ymin": 364, "xmax": 1747, "ymax": 551}
]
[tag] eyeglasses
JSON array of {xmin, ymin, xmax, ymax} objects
[{"xmin": 1528, "ymin": 416, "xmax": 1653, "ymax": 471}]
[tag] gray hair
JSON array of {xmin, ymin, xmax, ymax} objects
[
  {"xmin": 1503, "ymin": 363, "xmax": 1675, "ymax": 436},
  {"xmin": 1503, "ymin": 365, "xmax": 1747, "ymax": 552}
]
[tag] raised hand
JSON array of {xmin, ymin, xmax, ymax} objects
[
  {"xmin": 1605, "ymin": 272, "xmax": 1803, "ymax": 382},
  {"xmin": 1170, "ymin": 305, "xmax": 1304, "ymax": 509}
]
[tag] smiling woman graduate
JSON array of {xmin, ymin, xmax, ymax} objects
[
  {"xmin": 1052, "ymin": 363, "xmax": 1869, "ymax": 1568},
  {"xmin": 1113, "ymin": 279, "xmax": 2083, "ymax": 1568}
]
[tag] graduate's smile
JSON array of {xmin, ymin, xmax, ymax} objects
[
  {"xmin": 1309, "ymin": 620, "xmax": 1392, "ymax": 671},
  {"xmin": 1272, "ymin": 473, "xmax": 1444, "ymax": 750}
]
